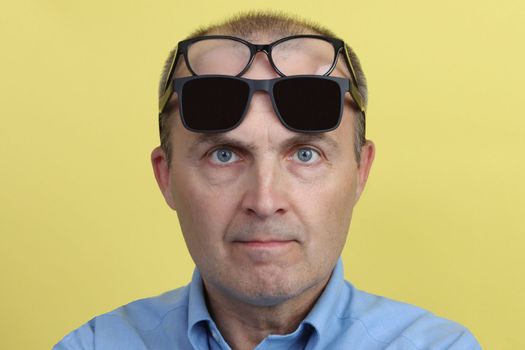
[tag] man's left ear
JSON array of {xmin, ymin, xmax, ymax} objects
[{"xmin": 355, "ymin": 140, "xmax": 375, "ymax": 201}]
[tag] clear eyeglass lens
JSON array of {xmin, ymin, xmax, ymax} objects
[
  {"xmin": 271, "ymin": 38, "xmax": 336, "ymax": 76},
  {"xmin": 187, "ymin": 39, "xmax": 251, "ymax": 75}
]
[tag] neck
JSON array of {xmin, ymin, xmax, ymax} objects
[{"xmin": 203, "ymin": 276, "xmax": 330, "ymax": 350}]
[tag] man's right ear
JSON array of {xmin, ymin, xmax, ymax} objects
[{"xmin": 151, "ymin": 146, "xmax": 177, "ymax": 211}]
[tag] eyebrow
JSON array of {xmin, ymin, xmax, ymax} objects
[
  {"xmin": 188, "ymin": 132, "xmax": 339, "ymax": 154},
  {"xmin": 188, "ymin": 134, "xmax": 258, "ymax": 154},
  {"xmin": 281, "ymin": 133, "xmax": 339, "ymax": 151}
]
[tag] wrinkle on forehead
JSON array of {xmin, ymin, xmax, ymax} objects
[{"xmin": 237, "ymin": 94, "xmax": 277, "ymax": 152}]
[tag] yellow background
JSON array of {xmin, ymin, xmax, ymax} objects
[{"xmin": 1, "ymin": 0, "xmax": 524, "ymax": 348}]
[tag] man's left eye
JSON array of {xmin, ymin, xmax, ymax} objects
[
  {"xmin": 209, "ymin": 148, "xmax": 239, "ymax": 164},
  {"xmin": 292, "ymin": 147, "xmax": 320, "ymax": 164}
]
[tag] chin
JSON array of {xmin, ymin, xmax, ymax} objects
[
  {"xmin": 228, "ymin": 273, "xmax": 320, "ymax": 308},
  {"xmin": 232, "ymin": 285, "xmax": 302, "ymax": 307},
  {"xmin": 241, "ymin": 292, "xmax": 296, "ymax": 307}
]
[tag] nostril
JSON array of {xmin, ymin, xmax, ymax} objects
[{"xmin": 244, "ymin": 207, "xmax": 257, "ymax": 216}]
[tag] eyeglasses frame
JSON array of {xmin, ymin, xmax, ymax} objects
[{"xmin": 159, "ymin": 34, "xmax": 366, "ymax": 120}]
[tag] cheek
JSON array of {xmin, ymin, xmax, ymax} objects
[
  {"xmin": 169, "ymin": 170, "xmax": 241, "ymax": 241},
  {"xmin": 295, "ymin": 169, "xmax": 357, "ymax": 241},
  {"xmin": 330, "ymin": 172, "xmax": 359, "ymax": 227},
  {"xmin": 171, "ymin": 182, "xmax": 230, "ymax": 266}
]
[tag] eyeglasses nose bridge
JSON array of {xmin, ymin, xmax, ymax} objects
[
  {"xmin": 243, "ymin": 44, "xmax": 275, "ymax": 76},
  {"xmin": 253, "ymin": 44, "xmax": 271, "ymax": 55}
]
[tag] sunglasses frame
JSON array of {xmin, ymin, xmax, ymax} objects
[
  {"xmin": 172, "ymin": 74, "xmax": 354, "ymax": 133},
  {"xmin": 159, "ymin": 35, "xmax": 366, "ymax": 118}
]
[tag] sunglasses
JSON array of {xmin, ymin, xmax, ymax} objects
[
  {"xmin": 162, "ymin": 75, "xmax": 364, "ymax": 133},
  {"xmin": 159, "ymin": 35, "xmax": 367, "ymax": 133}
]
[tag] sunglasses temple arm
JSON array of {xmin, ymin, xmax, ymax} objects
[
  {"xmin": 159, "ymin": 83, "xmax": 174, "ymax": 115},
  {"xmin": 159, "ymin": 46, "xmax": 181, "ymax": 115},
  {"xmin": 349, "ymin": 84, "xmax": 366, "ymax": 115},
  {"xmin": 343, "ymin": 45, "xmax": 366, "ymax": 114},
  {"xmin": 349, "ymin": 83, "xmax": 366, "ymax": 138},
  {"xmin": 162, "ymin": 47, "xmax": 179, "ymax": 93}
]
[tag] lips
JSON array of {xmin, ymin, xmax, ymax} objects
[
  {"xmin": 232, "ymin": 237, "xmax": 298, "ymax": 253},
  {"xmin": 227, "ymin": 223, "xmax": 302, "ymax": 248},
  {"xmin": 235, "ymin": 240, "xmax": 295, "ymax": 248},
  {"xmin": 231, "ymin": 237, "xmax": 298, "ymax": 263}
]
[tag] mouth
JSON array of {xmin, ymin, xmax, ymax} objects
[
  {"xmin": 231, "ymin": 237, "xmax": 299, "ymax": 263},
  {"xmin": 234, "ymin": 240, "xmax": 296, "ymax": 248}
]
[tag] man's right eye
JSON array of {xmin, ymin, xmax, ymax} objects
[{"xmin": 209, "ymin": 148, "xmax": 239, "ymax": 164}]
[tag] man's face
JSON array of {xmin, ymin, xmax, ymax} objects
[{"xmin": 152, "ymin": 34, "xmax": 374, "ymax": 307}]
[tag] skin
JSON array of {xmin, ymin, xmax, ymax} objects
[{"xmin": 152, "ymin": 33, "xmax": 375, "ymax": 350}]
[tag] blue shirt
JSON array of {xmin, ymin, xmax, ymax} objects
[{"xmin": 53, "ymin": 259, "xmax": 481, "ymax": 349}]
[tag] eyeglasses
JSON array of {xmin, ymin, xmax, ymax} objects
[
  {"xmin": 171, "ymin": 35, "xmax": 351, "ymax": 77},
  {"xmin": 164, "ymin": 74, "xmax": 359, "ymax": 133},
  {"xmin": 159, "ymin": 35, "xmax": 366, "ymax": 131}
]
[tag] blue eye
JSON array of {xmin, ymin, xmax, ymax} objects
[
  {"xmin": 210, "ymin": 148, "xmax": 238, "ymax": 164},
  {"xmin": 294, "ymin": 147, "xmax": 319, "ymax": 163}
]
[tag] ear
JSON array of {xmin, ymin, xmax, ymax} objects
[
  {"xmin": 355, "ymin": 140, "xmax": 375, "ymax": 202},
  {"xmin": 151, "ymin": 146, "xmax": 178, "ymax": 211}
]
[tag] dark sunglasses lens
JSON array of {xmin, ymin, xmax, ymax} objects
[
  {"xmin": 181, "ymin": 77, "xmax": 250, "ymax": 131},
  {"xmin": 273, "ymin": 77, "xmax": 342, "ymax": 131}
]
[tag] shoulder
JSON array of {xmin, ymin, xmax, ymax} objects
[
  {"xmin": 344, "ymin": 282, "xmax": 482, "ymax": 349},
  {"xmin": 52, "ymin": 286, "xmax": 190, "ymax": 350},
  {"xmin": 105, "ymin": 285, "xmax": 191, "ymax": 330}
]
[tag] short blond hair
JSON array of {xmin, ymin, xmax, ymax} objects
[{"xmin": 158, "ymin": 11, "xmax": 368, "ymax": 163}]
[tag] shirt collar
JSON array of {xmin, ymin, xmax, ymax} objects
[
  {"xmin": 187, "ymin": 269, "xmax": 215, "ymax": 349},
  {"xmin": 302, "ymin": 257, "xmax": 350, "ymax": 337},
  {"xmin": 186, "ymin": 258, "xmax": 349, "ymax": 346},
  {"xmin": 188, "ymin": 268, "xmax": 212, "ymax": 325}
]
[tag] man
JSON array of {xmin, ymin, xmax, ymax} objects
[{"xmin": 54, "ymin": 12, "xmax": 482, "ymax": 350}]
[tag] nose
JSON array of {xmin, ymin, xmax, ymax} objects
[
  {"xmin": 238, "ymin": 44, "xmax": 289, "ymax": 219},
  {"xmin": 240, "ymin": 158, "xmax": 289, "ymax": 220}
]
